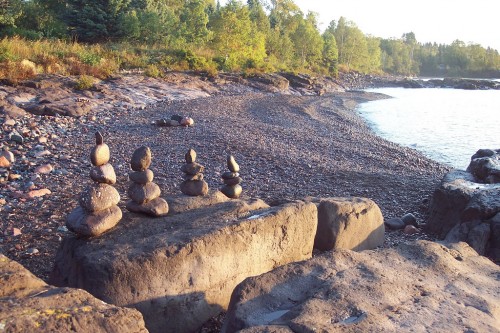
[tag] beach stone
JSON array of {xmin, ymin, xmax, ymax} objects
[
  {"xmin": 90, "ymin": 163, "xmax": 117, "ymax": 184},
  {"xmin": 223, "ymin": 176, "xmax": 242, "ymax": 186},
  {"xmin": 467, "ymin": 149, "xmax": 500, "ymax": 183},
  {"xmin": 90, "ymin": 143, "xmax": 110, "ymax": 166},
  {"xmin": 51, "ymin": 200, "xmax": 315, "ymax": 333},
  {"xmin": 403, "ymin": 224, "xmax": 419, "ymax": 234},
  {"xmin": 34, "ymin": 163, "xmax": 54, "ymax": 174},
  {"xmin": 222, "ymin": 171, "xmax": 239, "ymax": 179},
  {"xmin": 130, "ymin": 146, "xmax": 152, "ymax": 171},
  {"xmin": 181, "ymin": 179, "xmax": 209, "ymax": 196},
  {"xmin": 66, "ymin": 205, "xmax": 122, "ymax": 237},
  {"xmin": 401, "ymin": 212, "xmax": 418, "ymax": 227},
  {"xmin": 9, "ymin": 133, "xmax": 23, "ymax": 144},
  {"xmin": 126, "ymin": 197, "xmax": 169, "ymax": 217},
  {"xmin": 79, "ymin": 183, "xmax": 120, "ymax": 213},
  {"xmin": 180, "ymin": 117, "xmax": 194, "ymax": 126},
  {"xmin": 385, "ymin": 217, "xmax": 405, "ymax": 230},
  {"xmin": 1, "ymin": 150, "xmax": 15, "ymax": 164},
  {"xmin": 26, "ymin": 188, "xmax": 51, "ymax": 198},
  {"xmin": 221, "ymin": 184, "xmax": 242, "ymax": 199},
  {"xmin": 171, "ymin": 114, "xmax": 183, "ymax": 122},
  {"xmin": 227, "ymin": 155, "xmax": 240, "ymax": 173},
  {"xmin": 181, "ymin": 162, "xmax": 205, "ymax": 175},
  {"xmin": 222, "ymin": 241, "xmax": 500, "ymax": 333},
  {"xmin": 0, "ymin": 254, "xmax": 148, "ymax": 333},
  {"xmin": 185, "ymin": 148, "xmax": 197, "ymax": 163},
  {"xmin": 314, "ymin": 197, "xmax": 384, "ymax": 251},
  {"xmin": 128, "ymin": 182, "xmax": 161, "ymax": 204},
  {"xmin": 184, "ymin": 173, "xmax": 204, "ymax": 181},
  {"xmin": 0, "ymin": 156, "xmax": 10, "ymax": 168},
  {"xmin": 0, "ymin": 103, "xmax": 27, "ymax": 118},
  {"xmin": 129, "ymin": 169, "xmax": 154, "ymax": 184}
]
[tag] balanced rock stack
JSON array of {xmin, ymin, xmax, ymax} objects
[
  {"xmin": 66, "ymin": 132, "xmax": 122, "ymax": 237},
  {"xmin": 221, "ymin": 155, "xmax": 242, "ymax": 199},
  {"xmin": 180, "ymin": 148, "xmax": 208, "ymax": 196},
  {"xmin": 126, "ymin": 146, "xmax": 169, "ymax": 216}
]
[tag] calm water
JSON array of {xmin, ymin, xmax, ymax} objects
[{"xmin": 357, "ymin": 87, "xmax": 500, "ymax": 169}]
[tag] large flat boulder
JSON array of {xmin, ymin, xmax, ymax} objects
[
  {"xmin": 222, "ymin": 241, "xmax": 500, "ymax": 333},
  {"xmin": 314, "ymin": 197, "xmax": 384, "ymax": 251},
  {"xmin": 0, "ymin": 254, "xmax": 148, "ymax": 333},
  {"xmin": 50, "ymin": 199, "xmax": 318, "ymax": 333}
]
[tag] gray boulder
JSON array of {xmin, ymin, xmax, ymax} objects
[
  {"xmin": 0, "ymin": 254, "xmax": 148, "ymax": 333},
  {"xmin": 314, "ymin": 197, "xmax": 384, "ymax": 251},
  {"xmin": 50, "ymin": 200, "xmax": 318, "ymax": 333},
  {"xmin": 222, "ymin": 241, "xmax": 500, "ymax": 333}
]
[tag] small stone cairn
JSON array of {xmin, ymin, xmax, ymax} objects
[
  {"xmin": 126, "ymin": 146, "xmax": 169, "ymax": 216},
  {"xmin": 221, "ymin": 155, "xmax": 242, "ymax": 199},
  {"xmin": 180, "ymin": 148, "xmax": 208, "ymax": 196},
  {"xmin": 66, "ymin": 132, "xmax": 122, "ymax": 237}
]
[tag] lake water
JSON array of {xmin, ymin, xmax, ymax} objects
[{"xmin": 357, "ymin": 87, "xmax": 500, "ymax": 169}]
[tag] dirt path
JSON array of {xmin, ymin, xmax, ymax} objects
[{"xmin": 0, "ymin": 88, "xmax": 450, "ymax": 282}]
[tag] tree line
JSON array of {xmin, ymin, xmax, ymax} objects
[{"xmin": 1, "ymin": 0, "xmax": 499, "ymax": 78}]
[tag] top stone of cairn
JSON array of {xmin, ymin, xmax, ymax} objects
[
  {"xmin": 185, "ymin": 149, "xmax": 197, "ymax": 163},
  {"xmin": 227, "ymin": 155, "xmax": 240, "ymax": 173}
]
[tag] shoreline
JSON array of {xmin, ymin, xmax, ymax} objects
[{"xmin": 1, "ymin": 84, "xmax": 451, "ymax": 281}]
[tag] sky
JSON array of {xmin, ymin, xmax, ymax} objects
[{"xmin": 221, "ymin": 0, "xmax": 500, "ymax": 51}]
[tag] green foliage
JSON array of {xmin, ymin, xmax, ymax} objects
[
  {"xmin": 145, "ymin": 64, "xmax": 161, "ymax": 77},
  {"xmin": 0, "ymin": 0, "xmax": 23, "ymax": 27},
  {"xmin": 74, "ymin": 74, "xmax": 95, "ymax": 90},
  {"xmin": 322, "ymin": 25, "xmax": 338, "ymax": 76}
]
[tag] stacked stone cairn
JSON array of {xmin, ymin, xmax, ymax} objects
[
  {"xmin": 66, "ymin": 132, "xmax": 122, "ymax": 237},
  {"xmin": 221, "ymin": 155, "xmax": 242, "ymax": 199},
  {"xmin": 126, "ymin": 146, "xmax": 169, "ymax": 216},
  {"xmin": 180, "ymin": 148, "xmax": 208, "ymax": 196}
]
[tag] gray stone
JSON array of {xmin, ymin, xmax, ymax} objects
[
  {"xmin": 131, "ymin": 146, "xmax": 152, "ymax": 172},
  {"xmin": 221, "ymin": 184, "xmax": 242, "ymax": 199},
  {"xmin": 227, "ymin": 155, "xmax": 240, "ymax": 173},
  {"xmin": 314, "ymin": 197, "xmax": 384, "ymax": 251},
  {"xmin": 0, "ymin": 254, "xmax": 148, "ymax": 333},
  {"xmin": 401, "ymin": 212, "xmax": 418, "ymax": 227},
  {"xmin": 128, "ymin": 182, "xmax": 161, "ymax": 204},
  {"xmin": 467, "ymin": 223, "xmax": 491, "ymax": 255},
  {"xmin": 385, "ymin": 217, "xmax": 405, "ymax": 230},
  {"xmin": 126, "ymin": 197, "xmax": 169, "ymax": 217},
  {"xmin": 90, "ymin": 143, "xmax": 110, "ymax": 167},
  {"xmin": 51, "ymin": 200, "xmax": 316, "ymax": 333},
  {"xmin": 66, "ymin": 205, "xmax": 122, "ymax": 237},
  {"xmin": 222, "ymin": 172, "xmax": 239, "ymax": 180},
  {"xmin": 129, "ymin": 169, "xmax": 154, "ymax": 184},
  {"xmin": 79, "ymin": 183, "xmax": 120, "ymax": 213},
  {"xmin": 90, "ymin": 163, "xmax": 117, "ymax": 185},
  {"xmin": 462, "ymin": 188, "xmax": 500, "ymax": 222},
  {"xmin": 181, "ymin": 162, "xmax": 205, "ymax": 176},
  {"xmin": 185, "ymin": 149, "xmax": 196, "ymax": 163},
  {"xmin": 184, "ymin": 173, "xmax": 204, "ymax": 181},
  {"xmin": 222, "ymin": 241, "xmax": 500, "ymax": 333},
  {"xmin": 1, "ymin": 150, "xmax": 15, "ymax": 164},
  {"xmin": 223, "ymin": 177, "xmax": 242, "ymax": 186},
  {"xmin": 181, "ymin": 180, "xmax": 209, "ymax": 196}
]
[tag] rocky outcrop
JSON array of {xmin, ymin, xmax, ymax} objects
[
  {"xmin": 0, "ymin": 254, "xmax": 148, "ymax": 333},
  {"xmin": 427, "ymin": 149, "xmax": 500, "ymax": 260},
  {"xmin": 50, "ymin": 200, "xmax": 318, "ymax": 333},
  {"xmin": 386, "ymin": 77, "xmax": 500, "ymax": 90},
  {"xmin": 314, "ymin": 197, "xmax": 384, "ymax": 251},
  {"xmin": 222, "ymin": 241, "xmax": 500, "ymax": 333}
]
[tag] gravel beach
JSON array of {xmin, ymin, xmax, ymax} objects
[{"xmin": 0, "ymin": 88, "xmax": 450, "ymax": 283}]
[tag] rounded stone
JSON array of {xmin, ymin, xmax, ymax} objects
[
  {"xmin": 66, "ymin": 205, "xmax": 122, "ymax": 237},
  {"xmin": 221, "ymin": 184, "xmax": 242, "ymax": 199},
  {"xmin": 180, "ymin": 180, "xmax": 209, "ymax": 196},
  {"xmin": 129, "ymin": 169, "xmax": 154, "ymax": 184},
  {"xmin": 126, "ymin": 197, "xmax": 169, "ymax": 217},
  {"xmin": 181, "ymin": 162, "xmax": 205, "ymax": 176},
  {"xmin": 401, "ymin": 213, "xmax": 418, "ymax": 227},
  {"xmin": 185, "ymin": 149, "xmax": 197, "ymax": 163},
  {"xmin": 90, "ymin": 163, "xmax": 117, "ymax": 185},
  {"xmin": 90, "ymin": 144, "xmax": 110, "ymax": 167},
  {"xmin": 385, "ymin": 217, "xmax": 405, "ymax": 230},
  {"xmin": 128, "ymin": 182, "xmax": 161, "ymax": 204},
  {"xmin": 130, "ymin": 146, "xmax": 152, "ymax": 171},
  {"xmin": 222, "ymin": 171, "xmax": 239, "ymax": 180},
  {"xmin": 227, "ymin": 155, "xmax": 240, "ymax": 173},
  {"xmin": 79, "ymin": 183, "xmax": 120, "ymax": 213},
  {"xmin": 1, "ymin": 150, "xmax": 15, "ymax": 164},
  {"xmin": 223, "ymin": 177, "xmax": 242, "ymax": 186},
  {"xmin": 184, "ymin": 173, "xmax": 204, "ymax": 181}
]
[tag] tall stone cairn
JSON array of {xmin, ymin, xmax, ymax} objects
[
  {"xmin": 66, "ymin": 132, "xmax": 122, "ymax": 237},
  {"xmin": 221, "ymin": 155, "xmax": 242, "ymax": 199},
  {"xmin": 180, "ymin": 148, "xmax": 208, "ymax": 196},
  {"xmin": 126, "ymin": 146, "xmax": 169, "ymax": 216}
]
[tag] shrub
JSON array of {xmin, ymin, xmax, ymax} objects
[
  {"xmin": 0, "ymin": 61, "xmax": 37, "ymax": 85},
  {"xmin": 74, "ymin": 75, "xmax": 95, "ymax": 90},
  {"xmin": 145, "ymin": 64, "xmax": 161, "ymax": 78}
]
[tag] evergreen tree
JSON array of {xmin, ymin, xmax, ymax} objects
[
  {"xmin": 179, "ymin": 0, "xmax": 211, "ymax": 47},
  {"xmin": 322, "ymin": 21, "xmax": 339, "ymax": 76}
]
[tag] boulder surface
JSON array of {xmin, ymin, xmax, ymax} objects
[
  {"xmin": 0, "ymin": 254, "xmax": 148, "ymax": 333},
  {"xmin": 222, "ymin": 241, "xmax": 500, "ymax": 333},
  {"xmin": 50, "ymin": 200, "xmax": 318, "ymax": 333}
]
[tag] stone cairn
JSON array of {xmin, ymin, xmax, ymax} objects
[
  {"xmin": 66, "ymin": 132, "xmax": 122, "ymax": 237},
  {"xmin": 126, "ymin": 146, "xmax": 169, "ymax": 216},
  {"xmin": 180, "ymin": 148, "xmax": 208, "ymax": 196},
  {"xmin": 221, "ymin": 155, "xmax": 242, "ymax": 199}
]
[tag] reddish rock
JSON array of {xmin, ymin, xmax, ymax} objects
[{"xmin": 26, "ymin": 188, "xmax": 51, "ymax": 198}]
